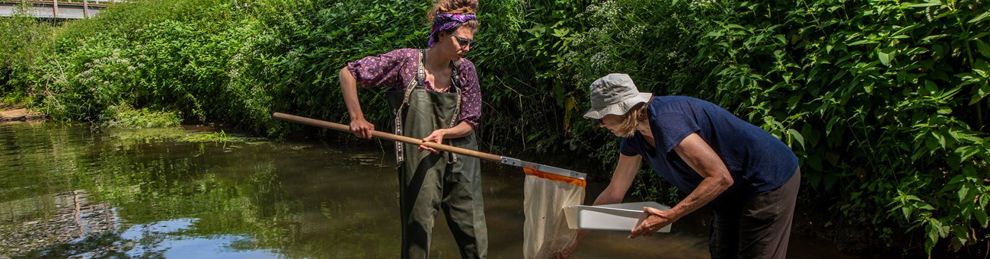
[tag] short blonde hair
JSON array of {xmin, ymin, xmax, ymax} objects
[{"xmin": 614, "ymin": 103, "xmax": 648, "ymax": 137}]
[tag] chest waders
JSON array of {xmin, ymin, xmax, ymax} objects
[{"xmin": 387, "ymin": 50, "xmax": 487, "ymax": 259}]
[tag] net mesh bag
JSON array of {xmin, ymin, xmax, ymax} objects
[{"xmin": 523, "ymin": 167, "xmax": 586, "ymax": 259}]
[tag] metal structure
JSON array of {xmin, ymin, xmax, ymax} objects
[{"xmin": 0, "ymin": 0, "xmax": 123, "ymax": 20}]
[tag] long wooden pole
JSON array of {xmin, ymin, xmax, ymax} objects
[
  {"xmin": 273, "ymin": 112, "xmax": 501, "ymax": 161},
  {"xmin": 51, "ymin": 0, "xmax": 58, "ymax": 19},
  {"xmin": 82, "ymin": 0, "xmax": 88, "ymax": 19},
  {"xmin": 271, "ymin": 112, "xmax": 586, "ymax": 180}
]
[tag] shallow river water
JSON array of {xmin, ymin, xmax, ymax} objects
[{"xmin": 0, "ymin": 122, "xmax": 861, "ymax": 258}]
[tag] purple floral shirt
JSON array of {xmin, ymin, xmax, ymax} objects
[{"xmin": 346, "ymin": 48, "xmax": 482, "ymax": 128}]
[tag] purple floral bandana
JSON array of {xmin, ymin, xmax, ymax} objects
[{"xmin": 427, "ymin": 13, "xmax": 477, "ymax": 47}]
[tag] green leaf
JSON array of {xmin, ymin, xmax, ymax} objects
[
  {"xmin": 975, "ymin": 207, "xmax": 989, "ymax": 228},
  {"xmin": 974, "ymin": 60, "xmax": 989, "ymax": 77},
  {"xmin": 975, "ymin": 40, "xmax": 990, "ymax": 58},
  {"xmin": 902, "ymin": 206, "xmax": 913, "ymax": 220},
  {"xmin": 969, "ymin": 11, "xmax": 990, "ymax": 24},
  {"xmin": 953, "ymin": 130, "xmax": 983, "ymax": 143},
  {"xmin": 969, "ymin": 84, "xmax": 990, "ymax": 105},
  {"xmin": 925, "ymin": 236, "xmax": 937, "ymax": 255},
  {"xmin": 902, "ymin": 194, "xmax": 923, "ymax": 202},
  {"xmin": 958, "ymin": 184, "xmax": 970, "ymax": 202},
  {"xmin": 826, "ymin": 118, "xmax": 839, "ymax": 135},
  {"xmin": 788, "ymin": 129, "xmax": 805, "ymax": 148},
  {"xmin": 938, "ymin": 134, "xmax": 949, "ymax": 150},
  {"xmin": 848, "ymin": 39, "xmax": 873, "ymax": 46},
  {"xmin": 929, "ymin": 218, "xmax": 946, "ymax": 236},
  {"xmin": 926, "ymin": 219, "xmax": 942, "ymax": 254},
  {"xmin": 954, "ymin": 228, "xmax": 970, "ymax": 248},
  {"xmin": 907, "ymin": 2, "xmax": 941, "ymax": 8},
  {"xmin": 957, "ymin": 146, "xmax": 980, "ymax": 162},
  {"xmin": 892, "ymin": 24, "xmax": 919, "ymax": 37},
  {"xmin": 921, "ymin": 34, "xmax": 950, "ymax": 42},
  {"xmin": 878, "ymin": 48, "xmax": 892, "ymax": 66}
]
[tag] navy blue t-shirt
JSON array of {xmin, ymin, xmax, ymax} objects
[{"xmin": 619, "ymin": 96, "xmax": 798, "ymax": 194}]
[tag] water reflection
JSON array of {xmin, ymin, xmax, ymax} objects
[
  {"xmin": 0, "ymin": 122, "xmax": 851, "ymax": 259},
  {"xmin": 117, "ymin": 218, "xmax": 278, "ymax": 258},
  {"xmin": 0, "ymin": 190, "xmax": 116, "ymax": 257}
]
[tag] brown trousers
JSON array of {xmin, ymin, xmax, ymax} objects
[{"xmin": 709, "ymin": 169, "xmax": 801, "ymax": 259}]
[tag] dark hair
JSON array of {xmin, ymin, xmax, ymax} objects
[{"xmin": 427, "ymin": 0, "xmax": 480, "ymax": 31}]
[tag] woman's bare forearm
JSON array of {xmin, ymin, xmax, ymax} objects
[
  {"xmin": 440, "ymin": 121, "xmax": 474, "ymax": 139},
  {"xmin": 339, "ymin": 67, "xmax": 365, "ymax": 121}
]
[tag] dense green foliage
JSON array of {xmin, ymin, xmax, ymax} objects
[
  {"xmin": 0, "ymin": 3, "xmax": 50, "ymax": 107},
  {"xmin": 2, "ymin": 0, "xmax": 988, "ymax": 256},
  {"xmin": 696, "ymin": 1, "xmax": 990, "ymax": 255}
]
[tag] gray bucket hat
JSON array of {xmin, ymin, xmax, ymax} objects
[{"xmin": 583, "ymin": 73, "xmax": 653, "ymax": 120}]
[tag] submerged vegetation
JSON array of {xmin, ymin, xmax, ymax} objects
[
  {"xmin": 101, "ymin": 104, "xmax": 181, "ymax": 129},
  {"xmin": 1, "ymin": 0, "xmax": 988, "ymax": 256},
  {"xmin": 107, "ymin": 127, "xmax": 255, "ymax": 144}
]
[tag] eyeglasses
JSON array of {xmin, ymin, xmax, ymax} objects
[{"xmin": 453, "ymin": 35, "xmax": 475, "ymax": 48}]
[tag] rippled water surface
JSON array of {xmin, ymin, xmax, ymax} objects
[{"xmin": 0, "ymin": 122, "xmax": 858, "ymax": 258}]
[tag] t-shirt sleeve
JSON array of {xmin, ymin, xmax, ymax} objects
[
  {"xmin": 619, "ymin": 138, "xmax": 640, "ymax": 156},
  {"xmin": 345, "ymin": 49, "xmax": 411, "ymax": 89},
  {"xmin": 654, "ymin": 112, "xmax": 701, "ymax": 153},
  {"xmin": 456, "ymin": 59, "xmax": 481, "ymax": 128}
]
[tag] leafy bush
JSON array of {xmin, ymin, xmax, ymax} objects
[
  {"xmin": 3, "ymin": 0, "xmax": 267, "ymax": 125},
  {"xmin": 694, "ymin": 0, "xmax": 990, "ymax": 255},
  {"xmin": 0, "ymin": 4, "xmax": 52, "ymax": 103}
]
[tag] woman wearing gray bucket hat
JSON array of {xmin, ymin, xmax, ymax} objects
[{"xmin": 572, "ymin": 73, "xmax": 800, "ymax": 259}]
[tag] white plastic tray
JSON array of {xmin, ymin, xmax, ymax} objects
[{"xmin": 564, "ymin": 201, "xmax": 672, "ymax": 232}]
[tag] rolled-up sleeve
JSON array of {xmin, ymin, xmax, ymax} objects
[
  {"xmin": 456, "ymin": 59, "xmax": 482, "ymax": 128},
  {"xmin": 345, "ymin": 49, "xmax": 410, "ymax": 89}
]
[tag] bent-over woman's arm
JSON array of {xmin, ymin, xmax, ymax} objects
[{"xmin": 594, "ymin": 153, "xmax": 643, "ymax": 205}]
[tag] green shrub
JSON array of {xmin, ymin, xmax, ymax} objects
[
  {"xmin": 0, "ymin": 4, "xmax": 53, "ymax": 101},
  {"xmin": 695, "ymin": 0, "xmax": 990, "ymax": 255}
]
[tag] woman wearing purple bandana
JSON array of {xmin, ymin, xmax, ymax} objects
[{"xmin": 338, "ymin": 0, "xmax": 486, "ymax": 258}]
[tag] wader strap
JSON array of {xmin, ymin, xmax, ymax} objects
[
  {"xmin": 447, "ymin": 66, "xmax": 462, "ymax": 164},
  {"xmin": 392, "ymin": 50, "xmax": 426, "ymax": 164},
  {"xmin": 449, "ymin": 63, "xmax": 462, "ymax": 129}
]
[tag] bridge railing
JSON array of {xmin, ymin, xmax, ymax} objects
[{"xmin": 0, "ymin": 0, "xmax": 129, "ymax": 19}]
